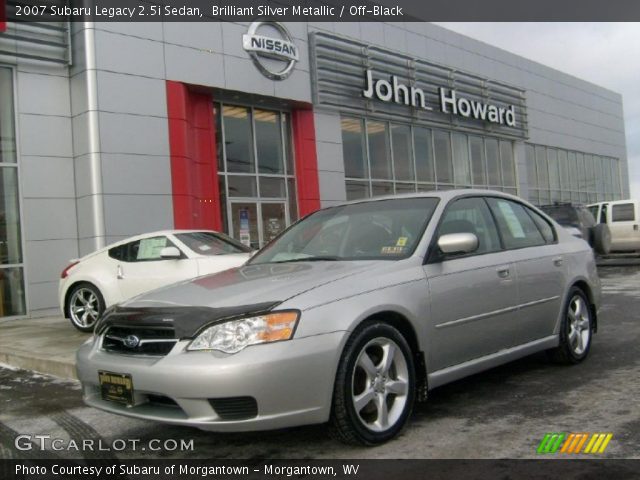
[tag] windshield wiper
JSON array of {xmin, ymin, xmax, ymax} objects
[{"xmin": 270, "ymin": 255, "xmax": 341, "ymax": 264}]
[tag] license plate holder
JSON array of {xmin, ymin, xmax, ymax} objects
[{"xmin": 98, "ymin": 371, "xmax": 134, "ymax": 406}]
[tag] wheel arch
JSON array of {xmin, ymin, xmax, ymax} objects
[
  {"xmin": 63, "ymin": 280, "xmax": 104, "ymax": 318},
  {"xmin": 353, "ymin": 310, "xmax": 428, "ymax": 401},
  {"xmin": 570, "ymin": 279, "xmax": 598, "ymax": 333}
]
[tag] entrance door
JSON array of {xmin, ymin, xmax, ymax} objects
[{"xmin": 231, "ymin": 201, "xmax": 288, "ymax": 249}]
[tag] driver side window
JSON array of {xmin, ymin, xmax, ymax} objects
[
  {"xmin": 108, "ymin": 236, "xmax": 177, "ymax": 262},
  {"xmin": 438, "ymin": 197, "xmax": 501, "ymax": 255}
]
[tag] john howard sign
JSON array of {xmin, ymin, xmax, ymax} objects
[
  {"xmin": 311, "ymin": 32, "xmax": 528, "ymax": 138},
  {"xmin": 363, "ymin": 69, "xmax": 517, "ymax": 127}
]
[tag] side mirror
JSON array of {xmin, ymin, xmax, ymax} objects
[
  {"xmin": 437, "ymin": 233, "xmax": 479, "ymax": 255},
  {"xmin": 160, "ymin": 246, "xmax": 182, "ymax": 259}
]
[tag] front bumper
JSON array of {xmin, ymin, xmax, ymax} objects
[{"xmin": 76, "ymin": 331, "xmax": 346, "ymax": 432}]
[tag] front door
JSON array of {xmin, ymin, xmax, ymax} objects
[
  {"xmin": 424, "ymin": 197, "xmax": 518, "ymax": 371},
  {"xmin": 230, "ymin": 201, "xmax": 288, "ymax": 249},
  {"xmin": 609, "ymin": 202, "xmax": 640, "ymax": 251}
]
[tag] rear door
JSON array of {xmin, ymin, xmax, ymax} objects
[
  {"xmin": 424, "ymin": 196, "xmax": 517, "ymax": 371},
  {"xmin": 486, "ymin": 198, "xmax": 566, "ymax": 344},
  {"xmin": 608, "ymin": 201, "xmax": 640, "ymax": 251}
]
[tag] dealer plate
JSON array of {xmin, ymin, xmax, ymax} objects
[{"xmin": 98, "ymin": 371, "xmax": 134, "ymax": 406}]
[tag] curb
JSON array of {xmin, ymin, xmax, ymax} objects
[{"xmin": 0, "ymin": 350, "xmax": 77, "ymax": 380}]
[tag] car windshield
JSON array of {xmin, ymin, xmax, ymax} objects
[
  {"xmin": 249, "ymin": 197, "xmax": 439, "ymax": 264},
  {"xmin": 176, "ymin": 232, "xmax": 251, "ymax": 256}
]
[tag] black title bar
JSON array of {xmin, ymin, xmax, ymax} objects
[{"xmin": 4, "ymin": 0, "xmax": 640, "ymax": 22}]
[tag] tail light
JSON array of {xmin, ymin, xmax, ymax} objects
[{"xmin": 60, "ymin": 261, "xmax": 80, "ymax": 279}]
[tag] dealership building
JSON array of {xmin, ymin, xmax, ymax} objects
[{"xmin": 0, "ymin": 20, "xmax": 629, "ymax": 318}]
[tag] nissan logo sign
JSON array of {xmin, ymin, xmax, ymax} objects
[{"xmin": 242, "ymin": 21, "xmax": 299, "ymax": 80}]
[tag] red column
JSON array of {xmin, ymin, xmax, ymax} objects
[
  {"xmin": 0, "ymin": 0, "xmax": 6, "ymax": 32},
  {"xmin": 166, "ymin": 81, "xmax": 222, "ymax": 230},
  {"xmin": 291, "ymin": 108, "xmax": 321, "ymax": 216}
]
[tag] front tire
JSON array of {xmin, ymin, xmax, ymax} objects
[
  {"xmin": 66, "ymin": 283, "xmax": 105, "ymax": 332},
  {"xmin": 548, "ymin": 287, "xmax": 593, "ymax": 364},
  {"xmin": 329, "ymin": 322, "xmax": 416, "ymax": 445}
]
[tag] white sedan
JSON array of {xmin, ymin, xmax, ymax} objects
[{"xmin": 59, "ymin": 230, "xmax": 252, "ymax": 331}]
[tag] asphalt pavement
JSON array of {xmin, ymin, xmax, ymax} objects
[{"xmin": 0, "ymin": 265, "xmax": 638, "ymax": 459}]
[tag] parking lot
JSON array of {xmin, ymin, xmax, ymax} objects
[{"xmin": 0, "ymin": 265, "xmax": 639, "ymax": 460}]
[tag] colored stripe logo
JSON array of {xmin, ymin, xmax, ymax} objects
[{"xmin": 537, "ymin": 433, "xmax": 613, "ymax": 454}]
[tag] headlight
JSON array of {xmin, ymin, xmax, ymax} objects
[{"xmin": 187, "ymin": 311, "xmax": 299, "ymax": 354}]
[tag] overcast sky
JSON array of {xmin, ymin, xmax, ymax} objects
[{"xmin": 435, "ymin": 23, "xmax": 640, "ymax": 199}]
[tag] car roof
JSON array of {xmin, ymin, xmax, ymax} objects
[
  {"xmin": 78, "ymin": 230, "xmax": 220, "ymax": 261},
  {"xmin": 335, "ymin": 188, "xmax": 525, "ymax": 207}
]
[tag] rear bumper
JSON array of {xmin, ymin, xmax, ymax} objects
[{"xmin": 76, "ymin": 331, "xmax": 346, "ymax": 431}]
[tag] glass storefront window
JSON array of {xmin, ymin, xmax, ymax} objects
[
  {"xmin": 391, "ymin": 124, "xmax": 414, "ymax": 182},
  {"xmin": 227, "ymin": 175, "xmax": 257, "ymax": 197},
  {"xmin": 372, "ymin": 181, "xmax": 394, "ymax": 197},
  {"xmin": 433, "ymin": 130, "xmax": 452, "ymax": 184},
  {"xmin": 500, "ymin": 141, "xmax": 515, "ymax": 188},
  {"xmin": 259, "ymin": 176, "xmax": 286, "ymax": 198},
  {"xmin": 216, "ymin": 103, "xmax": 296, "ymax": 248},
  {"xmin": 535, "ymin": 146, "xmax": 549, "ymax": 190},
  {"xmin": 470, "ymin": 136, "xmax": 487, "ymax": 186},
  {"xmin": 346, "ymin": 180, "xmax": 370, "ymax": 200},
  {"xmin": 0, "ymin": 70, "xmax": 17, "ymax": 164},
  {"xmin": 342, "ymin": 116, "xmax": 519, "ymax": 200},
  {"xmin": 341, "ymin": 117, "xmax": 368, "ymax": 179},
  {"xmin": 255, "ymin": 109, "xmax": 284, "ymax": 175},
  {"xmin": 485, "ymin": 138, "xmax": 500, "ymax": 186},
  {"xmin": 368, "ymin": 121, "xmax": 392, "ymax": 179},
  {"xmin": 395, "ymin": 182, "xmax": 416, "ymax": 194},
  {"xmin": 524, "ymin": 142, "xmax": 623, "ymax": 205},
  {"xmin": 452, "ymin": 133, "xmax": 471, "ymax": 186},
  {"xmin": 0, "ymin": 67, "xmax": 25, "ymax": 317},
  {"xmin": 223, "ymin": 105, "xmax": 254, "ymax": 173},
  {"xmin": 414, "ymin": 127, "xmax": 434, "ymax": 183}
]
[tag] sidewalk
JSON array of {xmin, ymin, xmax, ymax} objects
[{"xmin": 0, "ymin": 316, "xmax": 88, "ymax": 380}]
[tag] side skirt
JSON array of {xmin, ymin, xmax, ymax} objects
[{"xmin": 427, "ymin": 335, "xmax": 559, "ymax": 389}]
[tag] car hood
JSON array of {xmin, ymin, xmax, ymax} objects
[
  {"xmin": 124, "ymin": 260, "xmax": 382, "ymax": 309},
  {"xmin": 96, "ymin": 260, "xmax": 383, "ymax": 338}
]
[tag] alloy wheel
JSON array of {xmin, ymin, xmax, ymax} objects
[
  {"xmin": 567, "ymin": 294, "xmax": 591, "ymax": 356},
  {"xmin": 69, "ymin": 287, "xmax": 100, "ymax": 328},
  {"xmin": 351, "ymin": 337, "xmax": 409, "ymax": 433}
]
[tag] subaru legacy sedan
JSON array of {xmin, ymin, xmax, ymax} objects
[{"xmin": 77, "ymin": 191, "xmax": 600, "ymax": 445}]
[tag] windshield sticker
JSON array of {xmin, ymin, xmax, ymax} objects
[
  {"xmin": 396, "ymin": 237, "xmax": 408, "ymax": 247},
  {"xmin": 381, "ymin": 246, "xmax": 404, "ymax": 255},
  {"xmin": 198, "ymin": 245, "xmax": 212, "ymax": 251},
  {"xmin": 497, "ymin": 202, "xmax": 526, "ymax": 238}
]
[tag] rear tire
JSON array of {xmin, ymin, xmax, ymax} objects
[
  {"xmin": 547, "ymin": 287, "xmax": 593, "ymax": 364},
  {"xmin": 65, "ymin": 283, "xmax": 105, "ymax": 332},
  {"xmin": 329, "ymin": 322, "xmax": 416, "ymax": 445}
]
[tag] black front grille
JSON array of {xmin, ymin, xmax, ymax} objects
[
  {"xmin": 209, "ymin": 397, "xmax": 258, "ymax": 420},
  {"xmin": 102, "ymin": 326, "xmax": 177, "ymax": 356}
]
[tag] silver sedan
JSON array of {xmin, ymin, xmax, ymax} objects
[{"xmin": 77, "ymin": 190, "xmax": 600, "ymax": 445}]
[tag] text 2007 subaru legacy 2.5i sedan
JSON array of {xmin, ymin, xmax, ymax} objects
[{"xmin": 77, "ymin": 190, "xmax": 600, "ymax": 445}]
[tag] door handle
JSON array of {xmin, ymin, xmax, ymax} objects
[
  {"xmin": 117, "ymin": 265, "xmax": 124, "ymax": 279},
  {"xmin": 496, "ymin": 266, "xmax": 510, "ymax": 278},
  {"xmin": 552, "ymin": 256, "xmax": 564, "ymax": 267}
]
